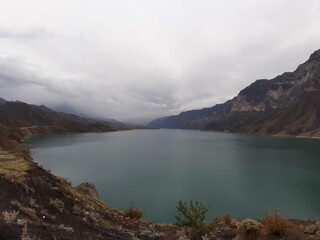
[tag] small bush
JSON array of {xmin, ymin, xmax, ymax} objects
[
  {"xmin": 2, "ymin": 210, "xmax": 19, "ymax": 224},
  {"xmin": 40, "ymin": 208, "xmax": 55, "ymax": 220},
  {"xmin": 10, "ymin": 199, "xmax": 22, "ymax": 209},
  {"xmin": 58, "ymin": 176, "xmax": 72, "ymax": 185},
  {"xmin": 50, "ymin": 198, "xmax": 65, "ymax": 211},
  {"xmin": 21, "ymin": 207, "xmax": 37, "ymax": 220},
  {"xmin": 175, "ymin": 200, "xmax": 209, "ymax": 228},
  {"xmin": 209, "ymin": 214, "xmax": 238, "ymax": 229},
  {"xmin": 223, "ymin": 214, "xmax": 232, "ymax": 226},
  {"xmin": 72, "ymin": 204, "xmax": 82, "ymax": 215},
  {"xmin": 21, "ymin": 222, "xmax": 39, "ymax": 240},
  {"xmin": 262, "ymin": 210, "xmax": 291, "ymax": 237},
  {"xmin": 29, "ymin": 198, "xmax": 38, "ymax": 208},
  {"xmin": 240, "ymin": 219, "xmax": 263, "ymax": 240},
  {"xmin": 212, "ymin": 215, "xmax": 224, "ymax": 226},
  {"xmin": 124, "ymin": 203, "xmax": 143, "ymax": 220}
]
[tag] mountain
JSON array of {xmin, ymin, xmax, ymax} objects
[
  {"xmin": 0, "ymin": 97, "xmax": 7, "ymax": 106},
  {"xmin": 0, "ymin": 100, "xmax": 118, "ymax": 134},
  {"xmin": 52, "ymin": 103, "xmax": 126, "ymax": 126},
  {"xmin": 148, "ymin": 49, "xmax": 320, "ymax": 137}
]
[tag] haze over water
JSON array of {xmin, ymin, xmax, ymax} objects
[{"xmin": 27, "ymin": 129, "xmax": 320, "ymax": 223}]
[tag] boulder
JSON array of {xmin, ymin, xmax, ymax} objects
[{"xmin": 304, "ymin": 224, "xmax": 318, "ymax": 235}]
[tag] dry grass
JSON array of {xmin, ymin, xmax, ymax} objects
[
  {"xmin": 0, "ymin": 150, "xmax": 30, "ymax": 177},
  {"xmin": 10, "ymin": 199, "xmax": 22, "ymax": 209},
  {"xmin": 124, "ymin": 204, "xmax": 144, "ymax": 220},
  {"xmin": 50, "ymin": 198, "xmax": 65, "ymax": 211},
  {"xmin": 0, "ymin": 152, "xmax": 30, "ymax": 192},
  {"xmin": 10, "ymin": 199, "xmax": 39, "ymax": 221},
  {"xmin": 262, "ymin": 210, "xmax": 291, "ymax": 237},
  {"xmin": 2, "ymin": 210, "xmax": 19, "ymax": 224}
]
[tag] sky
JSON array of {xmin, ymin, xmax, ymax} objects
[{"xmin": 0, "ymin": 0, "xmax": 320, "ymax": 123}]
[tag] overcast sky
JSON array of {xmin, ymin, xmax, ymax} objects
[{"xmin": 0, "ymin": 0, "xmax": 320, "ymax": 123}]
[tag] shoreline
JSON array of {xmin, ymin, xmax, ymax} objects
[{"xmin": 1, "ymin": 127, "xmax": 320, "ymax": 239}]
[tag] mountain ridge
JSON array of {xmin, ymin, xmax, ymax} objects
[
  {"xmin": 0, "ymin": 99, "xmax": 145, "ymax": 139},
  {"xmin": 148, "ymin": 49, "xmax": 320, "ymax": 137}
]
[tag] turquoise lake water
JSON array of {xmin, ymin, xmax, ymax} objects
[{"xmin": 26, "ymin": 129, "xmax": 320, "ymax": 223}]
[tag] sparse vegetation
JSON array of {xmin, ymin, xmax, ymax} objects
[
  {"xmin": 0, "ymin": 155, "xmax": 30, "ymax": 176},
  {"xmin": 50, "ymin": 198, "xmax": 65, "ymax": 211},
  {"xmin": 58, "ymin": 176, "xmax": 72, "ymax": 185},
  {"xmin": 124, "ymin": 203, "xmax": 144, "ymax": 220},
  {"xmin": 175, "ymin": 200, "xmax": 209, "ymax": 228},
  {"xmin": 10, "ymin": 199, "xmax": 22, "ymax": 209},
  {"xmin": 58, "ymin": 224, "xmax": 74, "ymax": 233},
  {"xmin": 0, "ymin": 151, "xmax": 30, "ymax": 192},
  {"xmin": 40, "ymin": 208, "xmax": 55, "ymax": 220},
  {"xmin": 223, "ymin": 214, "xmax": 231, "ymax": 225},
  {"xmin": 72, "ymin": 204, "xmax": 82, "ymax": 215},
  {"xmin": 2, "ymin": 210, "xmax": 19, "ymax": 224},
  {"xmin": 21, "ymin": 207, "xmax": 37, "ymax": 220},
  {"xmin": 29, "ymin": 198, "xmax": 38, "ymax": 208},
  {"xmin": 262, "ymin": 209, "xmax": 291, "ymax": 237},
  {"xmin": 21, "ymin": 222, "xmax": 40, "ymax": 240},
  {"xmin": 240, "ymin": 219, "xmax": 263, "ymax": 240}
]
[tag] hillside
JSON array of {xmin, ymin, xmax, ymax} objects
[
  {"xmin": 148, "ymin": 49, "xmax": 320, "ymax": 137},
  {"xmin": 0, "ymin": 99, "xmax": 144, "ymax": 137}
]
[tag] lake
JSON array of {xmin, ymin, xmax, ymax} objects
[{"xmin": 26, "ymin": 129, "xmax": 320, "ymax": 223}]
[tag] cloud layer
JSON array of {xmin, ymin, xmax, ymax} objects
[{"xmin": 0, "ymin": 0, "xmax": 320, "ymax": 123}]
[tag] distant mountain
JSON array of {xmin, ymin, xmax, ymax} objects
[
  {"xmin": 148, "ymin": 49, "xmax": 320, "ymax": 137},
  {"xmin": 53, "ymin": 104, "xmax": 126, "ymax": 127},
  {"xmin": 0, "ymin": 97, "xmax": 7, "ymax": 106},
  {"xmin": 0, "ymin": 100, "xmax": 118, "ymax": 134}
]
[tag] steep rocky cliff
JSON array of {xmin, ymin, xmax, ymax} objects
[{"xmin": 148, "ymin": 49, "xmax": 320, "ymax": 137}]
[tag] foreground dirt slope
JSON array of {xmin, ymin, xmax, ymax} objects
[{"xmin": 0, "ymin": 130, "xmax": 320, "ymax": 239}]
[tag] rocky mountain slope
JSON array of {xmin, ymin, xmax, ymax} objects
[
  {"xmin": 148, "ymin": 49, "xmax": 320, "ymax": 137},
  {"xmin": 0, "ymin": 99, "xmax": 140, "ymax": 136},
  {"xmin": 0, "ymin": 98, "xmax": 6, "ymax": 106}
]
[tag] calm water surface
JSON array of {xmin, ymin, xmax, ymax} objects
[{"xmin": 26, "ymin": 129, "xmax": 320, "ymax": 223}]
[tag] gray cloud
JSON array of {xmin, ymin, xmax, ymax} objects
[
  {"xmin": 0, "ymin": 0, "xmax": 320, "ymax": 123},
  {"xmin": 0, "ymin": 27, "xmax": 51, "ymax": 39}
]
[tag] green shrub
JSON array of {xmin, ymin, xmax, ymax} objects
[
  {"xmin": 124, "ymin": 203, "xmax": 143, "ymax": 220},
  {"xmin": 175, "ymin": 200, "xmax": 209, "ymax": 228}
]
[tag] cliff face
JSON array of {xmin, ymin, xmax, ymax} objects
[
  {"xmin": 148, "ymin": 49, "xmax": 320, "ymax": 137},
  {"xmin": 232, "ymin": 49, "xmax": 320, "ymax": 113}
]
